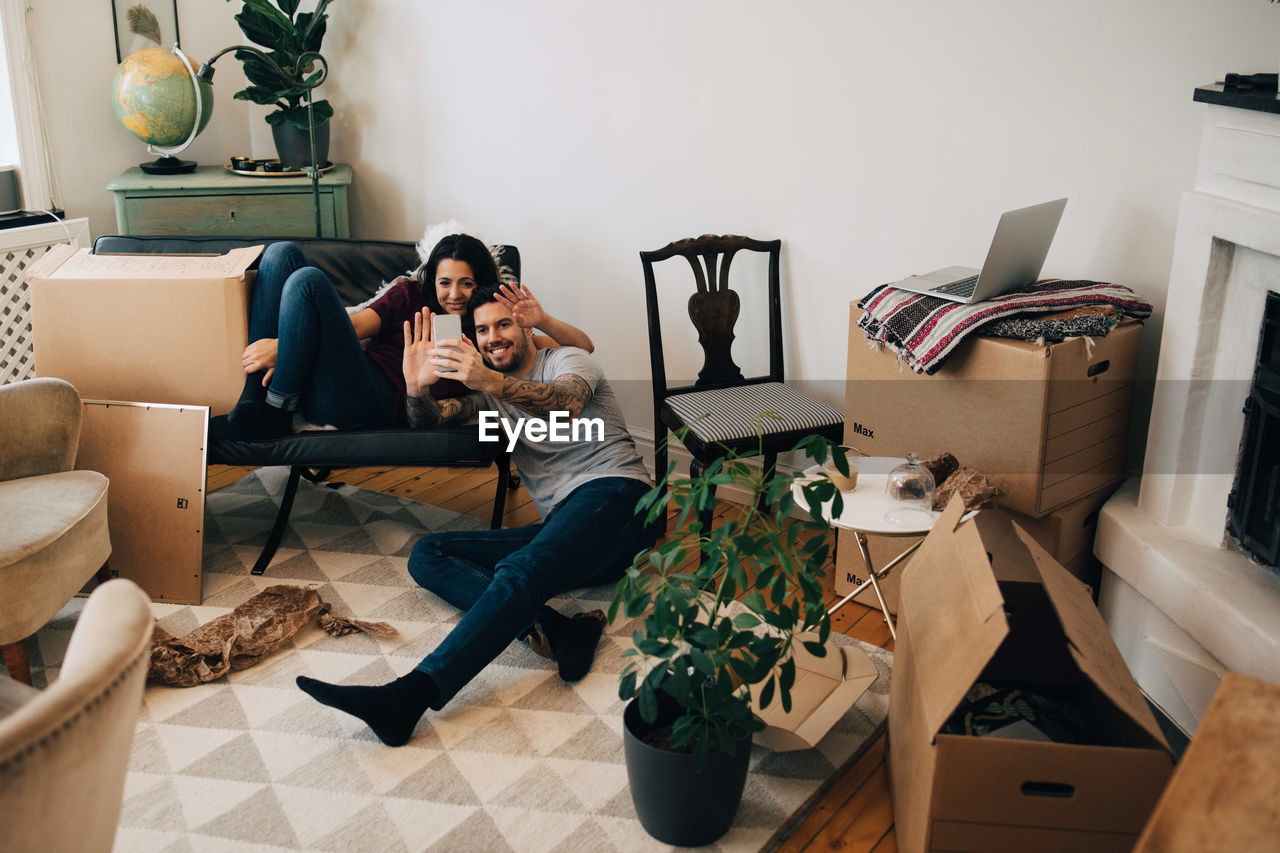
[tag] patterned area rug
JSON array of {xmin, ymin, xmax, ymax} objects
[{"xmin": 29, "ymin": 468, "xmax": 891, "ymax": 852}]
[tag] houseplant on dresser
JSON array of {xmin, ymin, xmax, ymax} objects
[
  {"xmin": 226, "ymin": 0, "xmax": 334, "ymax": 168},
  {"xmin": 609, "ymin": 433, "xmax": 847, "ymax": 846}
]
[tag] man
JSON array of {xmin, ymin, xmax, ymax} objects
[{"xmin": 296, "ymin": 291, "xmax": 657, "ymax": 746}]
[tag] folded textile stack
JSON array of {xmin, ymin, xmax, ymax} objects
[{"xmin": 857, "ymin": 279, "xmax": 1152, "ymax": 375}]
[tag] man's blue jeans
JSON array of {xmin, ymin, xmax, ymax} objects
[
  {"xmin": 407, "ymin": 476, "xmax": 657, "ymax": 707},
  {"xmin": 250, "ymin": 241, "xmax": 396, "ymax": 428}
]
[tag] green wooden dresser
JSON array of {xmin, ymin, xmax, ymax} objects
[{"xmin": 106, "ymin": 164, "xmax": 352, "ymax": 238}]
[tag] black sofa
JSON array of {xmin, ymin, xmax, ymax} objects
[{"xmin": 92, "ymin": 235, "xmax": 516, "ymax": 575}]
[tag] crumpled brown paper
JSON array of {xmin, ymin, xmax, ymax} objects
[
  {"xmin": 921, "ymin": 453, "xmax": 1004, "ymax": 511},
  {"xmin": 148, "ymin": 584, "xmax": 398, "ymax": 687},
  {"xmin": 933, "ymin": 466, "xmax": 1004, "ymax": 512}
]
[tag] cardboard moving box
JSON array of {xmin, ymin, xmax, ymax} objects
[
  {"xmin": 29, "ymin": 245, "xmax": 260, "ymax": 415},
  {"xmin": 888, "ymin": 498, "xmax": 1173, "ymax": 853},
  {"xmin": 845, "ymin": 305, "xmax": 1141, "ymax": 517},
  {"xmin": 834, "ymin": 484, "xmax": 1118, "ymax": 612}
]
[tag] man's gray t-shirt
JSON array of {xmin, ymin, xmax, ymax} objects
[{"xmin": 476, "ymin": 347, "xmax": 651, "ymax": 518}]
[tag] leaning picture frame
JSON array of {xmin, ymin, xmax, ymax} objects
[{"xmin": 112, "ymin": 0, "xmax": 181, "ymax": 63}]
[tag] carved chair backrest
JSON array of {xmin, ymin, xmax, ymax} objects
[{"xmin": 639, "ymin": 234, "xmax": 783, "ymax": 397}]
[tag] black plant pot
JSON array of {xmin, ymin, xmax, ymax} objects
[
  {"xmin": 622, "ymin": 696, "xmax": 751, "ymax": 846},
  {"xmin": 271, "ymin": 119, "xmax": 330, "ymax": 170}
]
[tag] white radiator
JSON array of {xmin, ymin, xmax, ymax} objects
[{"xmin": 0, "ymin": 217, "xmax": 90, "ymax": 385}]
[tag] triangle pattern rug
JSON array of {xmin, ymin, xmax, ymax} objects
[{"xmin": 30, "ymin": 467, "xmax": 892, "ymax": 853}]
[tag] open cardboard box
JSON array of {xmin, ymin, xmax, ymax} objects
[
  {"xmin": 748, "ymin": 633, "xmax": 880, "ymax": 752},
  {"xmin": 29, "ymin": 245, "xmax": 261, "ymax": 416},
  {"xmin": 888, "ymin": 497, "xmax": 1173, "ymax": 853}
]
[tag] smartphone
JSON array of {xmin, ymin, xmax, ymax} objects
[{"xmin": 431, "ymin": 313, "xmax": 463, "ymax": 373}]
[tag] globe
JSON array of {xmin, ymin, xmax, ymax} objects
[{"xmin": 111, "ymin": 46, "xmax": 213, "ymax": 174}]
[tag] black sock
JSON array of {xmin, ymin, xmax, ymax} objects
[
  {"xmin": 535, "ymin": 608, "xmax": 607, "ymax": 683},
  {"xmin": 222, "ymin": 402, "xmax": 294, "ymax": 441},
  {"xmin": 229, "ymin": 372, "xmax": 269, "ymax": 424},
  {"xmin": 296, "ymin": 669, "xmax": 439, "ymax": 746}
]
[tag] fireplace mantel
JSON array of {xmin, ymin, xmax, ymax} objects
[
  {"xmin": 1193, "ymin": 82, "xmax": 1280, "ymax": 116},
  {"xmin": 1095, "ymin": 92, "xmax": 1280, "ymax": 735}
]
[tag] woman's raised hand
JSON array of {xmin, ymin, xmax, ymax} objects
[
  {"xmin": 495, "ymin": 282, "xmax": 546, "ymax": 329},
  {"xmin": 402, "ymin": 309, "xmax": 439, "ymax": 396}
]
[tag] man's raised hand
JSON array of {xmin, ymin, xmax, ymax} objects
[{"xmin": 430, "ymin": 333, "xmax": 499, "ymax": 394}]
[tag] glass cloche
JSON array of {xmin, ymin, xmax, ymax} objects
[{"xmin": 883, "ymin": 452, "xmax": 936, "ymax": 526}]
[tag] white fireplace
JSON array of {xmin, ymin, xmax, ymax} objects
[{"xmin": 1096, "ymin": 96, "xmax": 1280, "ymax": 735}]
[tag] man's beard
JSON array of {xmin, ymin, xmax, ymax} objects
[{"xmin": 482, "ymin": 336, "xmax": 531, "ymax": 373}]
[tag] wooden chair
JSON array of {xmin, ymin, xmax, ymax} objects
[{"xmin": 641, "ymin": 234, "xmax": 844, "ymax": 535}]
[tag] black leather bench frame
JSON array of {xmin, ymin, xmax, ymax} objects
[{"xmin": 93, "ymin": 235, "xmax": 516, "ymax": 576}]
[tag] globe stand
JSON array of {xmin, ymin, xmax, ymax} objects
[{"xmin": 139, "ymin": 156, "xmax": 198, "ymax": 175}]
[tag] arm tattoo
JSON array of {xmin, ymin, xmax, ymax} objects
[
  {"xmin": 497, "ymin": 374, "xmax": 592, "ymax": 420},
  {"xmin": 406, "ymin": 392, "xmax": 479, "ymax": 429}
]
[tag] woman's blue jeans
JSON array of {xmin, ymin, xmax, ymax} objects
[
  {"xmin": 249, "ymin": 241, "xmax": 396, "ymax": 428},
  {"xmin": 407, "ymin": 476, "xmax": 657, "ymax": 707}
]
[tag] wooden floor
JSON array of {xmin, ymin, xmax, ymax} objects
[{"xmin": 208, "ymin": 462, "xmax": 898, "ymax": 852}]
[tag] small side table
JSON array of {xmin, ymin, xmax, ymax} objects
[
  {"xmin": 106, "ymin": 164, "xmax": 352, "ymax": 238},
  {"xmin": 796, "ymin": 457, "xmax": 977, "ymax": 640}
]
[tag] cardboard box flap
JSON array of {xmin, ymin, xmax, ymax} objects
[
  {"xmin": 40, "ymin": 245, "xmax": 263, "ymax": 280},
  {"xmin": 900, "ymin": 496, "xmax": 1010, "ymax": 739},
  {"xmin": 26, "ymin": 242, "xmax": 77, "ymax": 278},
  {"xmin": 1012, "ymin": 523, "xmax": 1169, "ymax": 749},
  {"xmin": 750, "ymin": 637, "xmax": 879, "ymax": 752}
]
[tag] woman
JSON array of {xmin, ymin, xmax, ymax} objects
[{"xmin": 220, "ymin": 233, "xmax": 592, "ymax": 440}]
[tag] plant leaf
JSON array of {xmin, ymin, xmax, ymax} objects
[
  {"xmin": 802, "ymin": 640, "xmax": 828, "ymax": 658},
  {"xmin": 758, "ymin": 675, "xmax": 776, "ymax": 709},
  {"xmin": 638, "ymin": 683, "xmax": 657, "ymax": 723},
  {"xmin": 278, "ymin": 100, "xmax": 332, "ymax": 130},
  {"xmin": 624, "ymin": 592, "xmax": 652, "ymax": 619}
]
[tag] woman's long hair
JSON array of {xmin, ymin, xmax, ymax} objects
[
  {"xmin": 416, "ymin": 233, "xmax": 502, "ymax": 343},
  {"xmin": 416, "ymin": 234, "xmax": 501, "ymax": 315}
]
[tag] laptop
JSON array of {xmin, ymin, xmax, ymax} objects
[{"xmin": 888, "ymin": 197, "xmax": 1067, "ymax": 304}]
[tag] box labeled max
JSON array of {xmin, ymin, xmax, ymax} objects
[
  {"xmin": 888, "ymin": 498, "xmax": 1173, "ymax": 853},
  {"xmin": 844, "ymin": 304, "xmax": 1141, "ymax": 517},
  {"xmin": 29, "ymin": 245, "xmax": 261, "ymax": 416}
]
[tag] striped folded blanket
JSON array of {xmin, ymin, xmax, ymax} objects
[{"xmin": 856, "ymin": 279, "xmax": 1152, "ymax": 375}]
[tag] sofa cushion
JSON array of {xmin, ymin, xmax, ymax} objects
[
  {"xmin": 208, "ymin": 425, "xmax": 499, "ymax": 468},
  {"xmin": 0, "ymin": 471, "xmax": 111, "ymax": 644}
]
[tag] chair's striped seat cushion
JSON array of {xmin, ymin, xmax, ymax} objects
[{"xmin": 664, "ymin": 382, "xmax": 844, "ymax": 445}]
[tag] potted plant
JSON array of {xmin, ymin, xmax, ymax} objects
[
  {"xmin": 226, "ymin": 0, "xmax": 334, "ymax": 168},
  {"xmin": 608, "ymin": 433, "xmax": 848, "ymax": 846}
]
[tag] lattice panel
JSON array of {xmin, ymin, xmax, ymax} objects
[{"xmin": 0, "ymin": 244, "xmax": 55, "ymax": 384}]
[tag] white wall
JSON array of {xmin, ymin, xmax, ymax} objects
[{"xmin": 26, "ymin": 0, "xmax": 1280, "ymax": 445}]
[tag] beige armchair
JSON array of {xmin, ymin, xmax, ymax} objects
[
  {"xmin": 0, "ymin": 378, "xmax": 112, "ymax": 684},
  {"xmin": 0, "ymin": 579, "xmax": 152, "ymax": 853}
]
